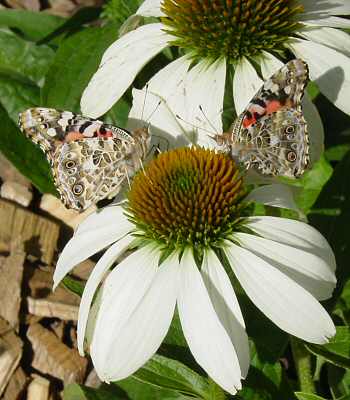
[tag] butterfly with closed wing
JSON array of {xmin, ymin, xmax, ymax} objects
[
  {"xmin": 214, "ymin": 58, "xmax": 310, "ymax": 178},
  {"xmin": 18, "ymin": 108, "xmax": 150, "ymax": 211}
]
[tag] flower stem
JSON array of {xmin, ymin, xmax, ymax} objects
[{"xmin": 291, "ymin": 337, "xmax": 316, "ymax": 393}]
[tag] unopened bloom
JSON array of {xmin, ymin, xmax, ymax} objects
[{"xmin": 54, "ymin": 146, "xmax": 336, "ymax": 395}]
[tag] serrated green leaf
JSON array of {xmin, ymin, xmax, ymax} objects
[
  {"xmin": 0, "ymin": 30, "xmax": 54, "ymax": 85},
  {"xmin": 0, "ymin": 9, "xmax": 65, "ymax": 41},
  {"xmin": 295, "ymin": 393, "xmax": 326, "ymax": 400},
  {"xmin": 131, "ymin": 354, "xmax": 210, "ymax": 399},
  {"xmin": 41, "ymin": 23, "xmax": 120, "ymax": 112},
  {"xmin": 62, "ymin": 276, "xmax": 85, "ymax": 297},
  {"xmin": 0, "ymin": 104, "xmax": 56, "ymax": 194},
  {"xmin": 0, "ymin": 76, "xmax": 40, "ymax": 123},
  {"xmin": 307, "ymin": 327, "xmax": 350, "ymax": 370}
]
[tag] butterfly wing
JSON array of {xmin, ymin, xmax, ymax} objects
[
  {"xmin": 19, "ymin": 108, "xmax": 147, "ymax": 210},
  {"xmin": 223, "ymin": 59, "xmax": 310, "ymax": 177},
  {"xmin": 236, "ymin": 109, "xmax": 309, "ymax": 178},
  {"xmin": 239, "ymin": 59, "xmax": 308, "ymax": 131}
]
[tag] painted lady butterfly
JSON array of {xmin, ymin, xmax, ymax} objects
[
  {"xmin": 18, "ymin": 108, "xmax": 150, "ymax": 211},
  {"xmin": 215, "ymin": 59, "xmax": 310, "ymax": 178}
]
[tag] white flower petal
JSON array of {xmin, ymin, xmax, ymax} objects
[
  {"xmin": 243, "ymin": 216, "xmax": 336, "ymax": 271},
  {"xmin": 297, "ymin": 27, "xmax": 350, "ymax": 58},
  {"xmin": 178, "ymin": 249, "xmax": 242, "ymax": 395},
  {"xmin": 136, "ymin": 0, "xmax": 164, "ymax": 17},
  {"xmin": 77, "ymin": 235, "xmax": 134, "ymax": 355},
  {"xmin": 128, "ymin": 56, "xmax": 193, "ymax": 146},
  {"xmin": 233, "ymin": 56, "xmax": 263, "ymax": 115},
  {"xmin": 224, "ymin": 241, "xmax": 335, "ymax": 344},
  {"xmin": 259, "ymin": 51, "xmax": 324, "ymax": 164},
  {"xmin": 235, "ymin": 232, "xmax": 336, "ymax": 300},
  {"xmin": 201, "ymin": 249, "xmax": 250, "ymax": 378},
  {"xmin": 91, "ymin": 245, "xmax": 178, "ymax": 381},
  {"xmin": 53, "ymin": 211, "xmax": 133, "ymax": 289},
  {"xmin": 81, "ymin": 23, "xmax": 172, "ymax": 118},
  {"xmin": 300, "ymin": 0, "xmax": 350, "ymax": 17},
  {"xmin": 75, "ymin": 205, "xmax": 131, "ymax": 236},
  {"xmin": 246, "ymin": 183, "xmax": 298, "ymax": 211},
  {"xmin": 289, "ymin": 38, "xmax": 350, "ymax": 115},
  {"xmin": 133, "ymin": 57, "xmax": 226, "ymax": 148},
  {"xmin": 301, "ymin": 16, "xmax": 350, "ymax": 29}
]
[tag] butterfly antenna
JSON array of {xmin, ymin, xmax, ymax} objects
[
  {"xmin": 175, "ymin": 114, "xmax": 215, "ymax": 136},
  {"xmin": 141, "ymin": 83, "xmax": 149, "ymax": 122},
  {"xmin": 198, "ymin": 105, "xmax": 219, "ymax": 135},
  {"xmin": 124, "ymin": 166, "xmax": 131, "ymax": 190},
  {"xmin": 145, "ymin": 99, "xmax": 162, "ymax": 125}
]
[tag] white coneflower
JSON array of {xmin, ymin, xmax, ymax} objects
[
  {"xmin": 54, "ymin": 146, "xmax": 336, "ymax": 395},
  {"xmin": 81, "ymin": 0, "xmax": 350, "ymax": 123}
]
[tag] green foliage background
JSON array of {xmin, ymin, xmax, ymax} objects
[{"xmin": 0, "ymin": 1, "xmax": 349, "ymax": 399}]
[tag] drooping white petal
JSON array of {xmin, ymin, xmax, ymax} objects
[
  {"xmin": 301, "ymin": 16, "xmax": 350, "ymax": 29},
  {"xmin": 91, "ymin": 245, "xmax": 178, "ymax": 382},
  {"xmin": 75, "ymin": 205, "xmax": 131, "ymax": 236},
  {"xmin": 243, "ymin": 216, "xmax": 336, "ymax": 271},
  {"xmin": 235, "ymin": 232, "xmax": 336, "ymax": 300},
  {"xmin": 224, "ymin": 241, "xmax": 335, "ymax": 344},
  {"xmin": 177, "ymin": 249, "xmax": 242, "ymax": 395},
  {"xmin": 136, "ymin": 0, "xmax": 164, "ymax": 17},
  {"xmin": 259, "ymin": 51, "xmax": 324, "ymax": 164},
  {"xmin": 297, "ymin": 27, "xmax": 350, "ymax": 58},
  {"xmin": 77, "ymin": 235, "xmax": 134, "ymax": 355},
  {"xmin": 81, "ymin": 23, "xmax": 173, "ymax": 118},
  {"xmin": 300, "ymin": 0, "xmax": 350, "ymax": 17},
  {"xmin": 289, "ymin": 38, "xmax": 350, "ymax": 115},
  {"xmin": 53, "ymin": 210, "xmax": 133, "ymax": 289},
  {"xmin": 201, "ymin": 249, "xmax": 250, "ymax": 378},
  {"xmin": 233, "ymin": 56, "xmax": 263, "ymax": 115},
  {"xmin": 128, "ymin": 56, "xmax": 193, "ymax": 147},
  {"xmin": 246, "ymin": 183, "xmax": 298, "ymax": 211}
]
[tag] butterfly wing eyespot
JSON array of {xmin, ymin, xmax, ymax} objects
[
  {"xmin": 18, "ymin": 107, "xmax": 150, "ymax": 211},
  {"xmin": 217, "ymin": 59, "xmax": 309, "ymax": 178}
]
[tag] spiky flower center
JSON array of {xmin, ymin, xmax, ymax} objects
[
  {"xmin": 127, "ymin": 147, "xmax": 246, "ymax": 250},
  {"xmin": 161, "ymin": 0, "xmax": 303, "ymax": 61}
]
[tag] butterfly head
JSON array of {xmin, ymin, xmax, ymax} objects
[{"xmin": 131, "ymin": 126, "xmax": 151, "ymax": 162}]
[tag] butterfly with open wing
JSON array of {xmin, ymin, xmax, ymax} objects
[
  {"xmin": 214, "ymin": 58, "xmax": 310, "ymax": 178},
  {"xmin": 18, "ymin": 108, "xmax": 150, "ymax": 211}
]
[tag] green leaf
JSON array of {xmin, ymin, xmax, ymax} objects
[
  {"xmin": 295, "ymin": 393, "xmax": 327, "ymax": 400},
  {"xmin": 309, "ymin": 151, "xmax": 350, "ymax": 303},
  {"xmin": 0, "ymin": 104, "xmax": 56, "ymax": 194},
  {"xmin": 116, "ymin": 376, "xmax": 192, "ymax": 400},
  {"xmin": 63, "ymin": 383, "xmax": 124, "ymax": 400},
  {"xmin": 130, "ymin": 354, "xmax": 211, "ymax": 399},
  {"xmin": 280, "ymin": 156, "xmax": 333, "ymax": 213},
  {"xmin": 307, "ymin": 327, "xmax": 350, "ymax": 370},
  {"xmin": 0, "ymin": 10, "xmax": 65, "ymax": 41},
  {"xmin": 239, "ymin": 343, "xmax": 296, "ymax": 400},
  {"xmin": 0, "ymin": 30, "xmax": 55, "ymax": 85},
  {"xmin": 62, "ymin": 276, "xmax": 85, "ymax": 297},
  {"xmin": 325, "ymin": 144, "xmax": 350, "ymax": 162},
  {"xmin": 38, "ymin": 7, "xmax": 101, "ymax": 45},
  {"xmin": 41, "ymin": 23, "xmax": 120, "ymax": 112},
  {"xmin": 0, "ymin": 76, "xmax": 40, "ymax": 123},
  {"xmin": 328, "ymin": 364, "xmax": 350, "ymax": 399}
]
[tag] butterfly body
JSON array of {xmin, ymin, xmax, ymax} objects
[
  {"xmin": 19, "ymin": 108, "xmax": 150, "ymax": 211},
  {"xmin": 215, "ymin": 59, "xmax": 310, "ymax": 178}
]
